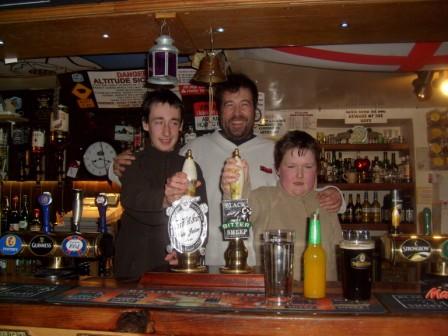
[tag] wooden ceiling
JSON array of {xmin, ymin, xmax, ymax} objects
[{"xmin": 0, "ymin": 0, "xmax": 447, "ymax": 60}]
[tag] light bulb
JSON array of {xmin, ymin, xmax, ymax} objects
[{"xmin": 440, "ymin": 79, "xmax": 448, "ymax": 96}]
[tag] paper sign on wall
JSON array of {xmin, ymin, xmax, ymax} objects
[
  {"xmin": 87, "ymin": 70, "xmax": 148, "ymax": 108},
  {"xmin": 345, "ymin": 108, "xmax": 387, "ymax": 124}
]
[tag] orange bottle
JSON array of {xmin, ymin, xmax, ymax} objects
[{"xmin": 304, "ymin": 210, "xmax": 326, "ymax": 299}]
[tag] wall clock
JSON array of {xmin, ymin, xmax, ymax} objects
[{"xmin": 82, "ymin": 141, "xmax": 117, "ymax": 177}]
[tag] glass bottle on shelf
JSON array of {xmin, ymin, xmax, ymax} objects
[
  {"xmin": 18, "ymin": 195, "xmax": 30, "ymax": 231},
  {"xmin": 325, "ymin": 151, "xmax": 334, "ymax": 182},
  {"xmin": 318, "ymin": 150, "xmax": 327, "ymax": 183},
  {"xmin": 371, "ymin": 155, "xmax": 383, "ymax": 183},
  {"xmin": 0, "ymin": 126, "xmax": 9, "ymax": 181},
  {"xmin": 390, "ymin": 153, "xmax": 399, "ymax": 183},
  {"xmin": 344, "ymin": 194, "xmax": 355, "ymax": 224},
  {"xmin": 1, "ymin": 197, "xmax": 10, "ymax": 234},
  {"xmin": 29, "ymin": 208, "xmax": 42, "ymax": 232},
  {"xmin": 8, "ymin": 195, "xmax": 20, "ymax": 232},
  {"xmin": 50, "ymin": 104, "xmax": 69, "ymax": 146},
  {"xmin": 399, "ymin": 155, "xmax": 411, "ymax": 183},
  {"xmin": 335, "ymin": 152, "xmax": 344, "ymax": 182},
  {"xmin": 371, "ymin": 192, "xmax": 382, "ymax": 224},
  {"xmin": 50, "ymin": 105, "xmax": 69, "ymax": 182},
  {"xmin": 354, "ymin": 193, "xmax": 363, "ymax": 223},
  {"xmin": 382, "ymin": 194, "xmax": 391, "ymax": 225},
  {"xmin": 382, "ymin": 152, "xmax": 391, "ymax": 183},
  {"xmin": 12, "ymin": 125, "xmax": 30, "ymax": 181},
  {"xmin": 31, "ymin": 127, "xmax": 46, "ymax": 182},
  {"xmin": 401, "ymin": 196, "xmax": 414, "ymax": 224},
  {"xmin": 361, "ymin": 192, "xmax": 371, "ymax": 224}
]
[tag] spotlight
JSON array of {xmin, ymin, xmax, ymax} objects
[
  {"xmin": 412, "ymin": 71, "xmax": 434, "ymax": 101},
  {"xmin": 434, "ymin": 71, "xmax": 448, "ymax": 97}
]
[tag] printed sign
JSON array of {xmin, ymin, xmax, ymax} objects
[
  {"xmin": 221, "ymin": 199, "xmax": 252, "ymax": 240},
  {"xmin": 399, "ymin": 238, "xmax": 432, "ymax": 262},
  {"xmin": 29, "ymin": 235, "xmax": 55, "ymax": 256},
  {"xmin": 178, "ymin": 68, "xmax": 207, "ymax": 96},
  {"xmin": 345, "ymin": 108, "xmax": 387, "ymax": 124},
  {"xmin": 62, "ymin": 235, "xmax": 88, "ymax": 257},
  {"xmin": 193, "ymin": 101, "xmax": 219, "ymax": 130},
  {"xmin": 87, "ymin": 70, "xmax": 148, "ymax": 108},
  {"xmin": 0, "ymin": 234, "xmax": 23, "ymax": 256},
  {"xmin": 167, "ymin": 196, "xmax": 208, "ymax": 253}
]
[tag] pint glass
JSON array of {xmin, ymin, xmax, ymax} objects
[
  {"xmin": 340, "ymin": 230, "xmax": 375, "ymax": 300},
  {"xmin": 263, "ymin": 230, "xmax": 295, "ymax": 306}
]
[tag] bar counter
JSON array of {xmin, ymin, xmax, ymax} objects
[{"xmin": 0, "ymin": 272, "xmax": 447, "ymax": 336}]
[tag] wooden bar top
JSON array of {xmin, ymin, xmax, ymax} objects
[{"xmin": 0, "ymin": 273, "xmax": 446, "ymax": 336}]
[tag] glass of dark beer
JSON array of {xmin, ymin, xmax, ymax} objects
[{"xmin": 340, "ymin": 230, "xmax": 375, "ymax": 301}]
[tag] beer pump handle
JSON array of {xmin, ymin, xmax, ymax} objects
[
  {"xmin": 423, "ymin": 208, "xmax": 432, "ymax": 235},
  {"xmin": 95, "ymin": 193, "xmax": 108, "ymax": 233},
  {"xmin": 71, "ymin": 189, "xmax": 83, "ymax": 233},
  {"xmin": 38, "ymin": 192, "xmax": 53, "ymax": 234}
]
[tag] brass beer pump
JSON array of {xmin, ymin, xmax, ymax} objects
[
  {"xmin": 167, "ymin": 149, "xmax": 208, "ymax": 273},
  {"xmin": 220, "ymin": 149, "xmax": 253, "ymax": 274}
]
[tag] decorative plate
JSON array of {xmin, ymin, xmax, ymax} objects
[{"xmin": 350, "ymin": 125, "xmax": 368, "ymax": 144}]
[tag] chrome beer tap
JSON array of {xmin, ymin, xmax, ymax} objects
[
  {"xmin": 95, "ymin": 193, "xmax": 114, "ymax": 277},
  {"xmin": 71, "ymin": 189, "xmax": 83, "ymax": 233}
]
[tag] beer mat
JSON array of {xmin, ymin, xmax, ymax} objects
[
  {"xmin": 0, "ymin": 283, "xmax": 74, "ymax": 302},
  {"xmin": 47, "ymin": 287, "xmax": 385, "ymax": 314},
  {"xmin": 376, "ymin": 293, "xmax": 448, "ymax": 313}
]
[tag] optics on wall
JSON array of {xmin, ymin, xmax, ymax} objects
[
  {"xmin": 147, "ymin": 20, "xmax": 178, "ymax": 86},
  {"xmin": 412, "ymin": 71, "xmax": 434, "ymax": 101}
]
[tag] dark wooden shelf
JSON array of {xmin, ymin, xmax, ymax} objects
[
  {"xmin": 341, "ymin": 223, "xmax": 414, "ymax": 232},
  {"xmin": 318, "ymin": 143, "xmax": 410, "ymax": 151},
  {"xmin": 318, "ymin": 182, "xmax": 414, "ymax": 191}
]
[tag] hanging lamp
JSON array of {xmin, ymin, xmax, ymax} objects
[{"xmin": 147, "ymin": 20, "xmax": 178, "ymax": 86}]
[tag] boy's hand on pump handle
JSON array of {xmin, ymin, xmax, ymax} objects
[{"xmin": 163, "ymin": 172, "xmax": 203, "ymax": 208}]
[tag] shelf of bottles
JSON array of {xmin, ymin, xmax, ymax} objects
[{"xmin": 316, "ymin": 121, "xmax": 415, "ymax": 232}]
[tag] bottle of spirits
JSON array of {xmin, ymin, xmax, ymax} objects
[
  {"xmin": 11, "ymin": 125, "xmax": 30, "ymax": 181},
  {"xmin": 371, "ymin": 155, "xmax": 383, "ymax": 183},
  {"xmin": 8, "ymin": 195, "xmax": 20, "ymax": 231},
  {"xmin": 18, "ymin": 195, "xmax": 30, "ymax": 231},
  {"xmin": 371, "ymin": 192, "xmax": 382, "ymax": 224},
  {"xmin": 325, "ymin": 151, "xmax": 334, "ymax": 182},
  {"xmin": 345, "ymin": 194, "xmax": 355, "ymax": 224},
  {"xmin": 304, "ymin": 211, "xmax": 326, "ymax": 299},
  {"xmin": 317, "ymin": 150, "xmax": 327, "ymax": 183},
  {"xmin": 382, "ymin": 151, "xmax": 391, "ymax": 183},
  {"xmin": 361, "ymin": 192, "xmax": 371, "ymax": 224},
  {"xmin": 50, "ymin": 105, "xmax": 69, "ymax": 182},
  {"xmin": 390, "ymin": 153, "xmax": 399, "ymax": 183},
  {"xmin": 1, "ymin": 197, "xmax": 10, "ymax": 234},
  {"xmin": 230, "ymin": 148, "xmax": 244, "ymax": 200},
  {"xmin": 29, "ymin": 208, "xmax": 42, "ymax": 232},
  {"xmin": 0, "ymin": 127, "xmax": 9, "ymax": 181},
  {"xmin": 50, "ymin": 104, "xmax": 69, "ymax": 145},
  {"xmin": 354, "ymin": 193, "xmax": 363, "ymax": 223},
  {"xmin": 31, "ymin": 127, "xmax": 46, "ymax": 182},
  {"xmin": 399, "ymin": 155, "xmax": 411, "ymax": 183}
]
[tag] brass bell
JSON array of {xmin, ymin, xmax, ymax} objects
[{"xmin": 193, "ymin": 51, "xmax": 227, "ymax": 84}]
